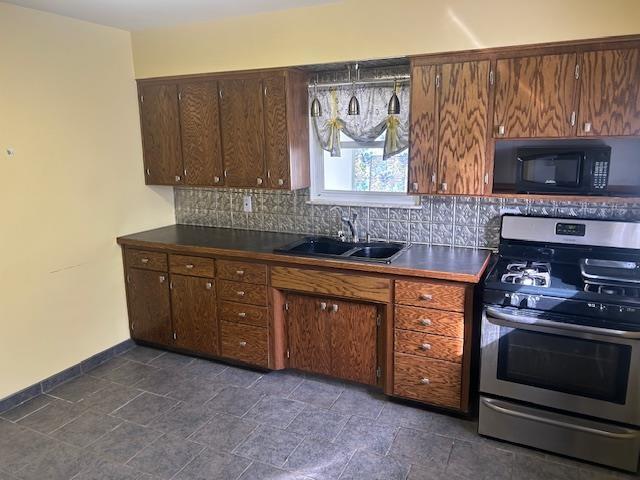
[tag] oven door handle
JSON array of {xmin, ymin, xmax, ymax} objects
[
  {"xmin": 485, "ymin": 306, "xmax": 640, "ymax": 339},
  {"xmin": 481, "ymin": 398, "xmax": 640, "ymax": 440}
]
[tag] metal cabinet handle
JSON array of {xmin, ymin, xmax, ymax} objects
[
  {"xmin": 185, "ymin": 264, "xmax": 194, "ymax": 269},
  {"xmin": 236, "ymin": 291, "xmax": 245, "ymax": 297},
  {"xmin": 440, "ymin": 182, "xmax": 447, "ymax": 192},
  {"xmin": 159, "ymin": 275, "xmax": 166, "ymax": 283},
  {"xmin": 145, "ymin": 168, "xmax": 150, "ymax": 176},
  {"xmin": 419, "ymin": 294, "xmax": 433, "ymax": 301},
  {"xmin": 320, "ymin": 302, "xmax": 327, "ymax": 311},
  {"xmin": 257, "ymin": 177, "xmax": 263, "ymax": 185},
  {"xmin": 238, "ymin": 312, "xmax": 247, "ymax": 318},
  {"xmin": 420, "ymin": 378, "xmax": 430, "ymax": 385},
  {"xmin": 570, "ymin": 111, "xmax": 577, "ymax": 126},
  {"xmin": 331, "ymin": 304, "xmax": 339, "ymax": 313},
  {"xmin": 277, "ymin": 179, "xmax": 284, "ymax": 186},
  {"xmin": 236, "ymin": 270, "xmax": 245, "ymax": 276},
  {"xmin": 205, "ymin": 282, "xmax": 212, "ymax": 290},
  {"xmin": 239, "ymin": 341, "xmax": 247, "ymax": 347},
  {"xmin": 497, "ymin": 125, "xmax": 505, "ymax": 136},
  {"xmin": 213, "ymin": 176, "xmax": 220, "ymax": 183},
  {"xmin": 419, "ymin": 343, "xmax": 432, "ymax": 351},
  {"xmin": 175, "ymin": 175, "xmax": 182, "ymax": 182},
  {"xmin": 419, "ymin": 319, "xmax": 432, "ymax": 326},
  {"xmin": 584, "ymin": 122, "xmax": 592, "ymax": 133},
  {"xmin": 411, "ymin": 182, "xmax": 419, "ymax": 192},
  {"xmin": 140, "ymin": 258, "xmax": 149, "ymax": 264}
]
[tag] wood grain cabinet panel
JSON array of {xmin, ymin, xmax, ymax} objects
[
  {"xmin": 217, "ymin": 260, "xmax": 267, "ymax": 284},
  {"xmin": 220, "ymin": 301, "xmax": 269, "ymax": 328},
  {"xmin": 494, "ymin": 54, "xmax": 578, "ymax": 138},
  {"xmin": 408, "ymin": 64, "xmax": 438, "ymax": 194},
  {"xmin": 286, "ymin": 294, "xmax": 332, "ymax": 376},
  {"xmin": 395, "ymin": 280, "xmax": 466, "ymax": 312},
  {"xmin": 170, "ymin": 275, "xmax": 218, "ymax": 356},
  {"xmin": 178, "ymin": 81, "xmax": 224, "ymax": 186},
  {"xmin": 221, "ymin": 322, "xmax": 268, "ymax": 367},
  {"xmin": 263, "ymin": 74, "xmax": 290, "ymax": 189},
  {"xmin": 395, "ymin": 306, "xmax": 464, "ymax": 338},
  {"xmin": 169, "ymin": 254, "xmax": 215, "ymax": 277},
  {"xmin": 218, "ymin": 279, "xmax": 268, "ymax": 306},
  {"xmin": 394, "ymin": 353, "xmax": 461, "ymax": 409},
  {"xmin": 219, "ymin": 78, "xmax": 266, "ymax": 187},
  {"xmin": 395, "ymin": 330, "xmax": 463, "ymax": 363},
  {"xmin": 126, "ymin": 268, "xmax": 172, "ymax": 345},
  {"xmin": 437, "ymin": 60, "xmax": 490, "ymax": 195},
  {"xmin": 139, "ymin": 83, "xmax": 183, "ymax": 185},
  {"xmin": 125, "ymin": 249, "xmax": 168, "ymax": 272},
  {"xmin": 578, "ymin": 48, "xmax": 640, "ymax": 136}
]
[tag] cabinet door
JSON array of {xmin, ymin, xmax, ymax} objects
[
  {"xmin": 437, "ymin": 61, "xmax": 490, "ymax": 195},
  {"xmin": 219, "ymin": 78, "xmax": 266, "ymax": 187},
  {"xmin": 408, "ymin": 64, "xmax": 438, "ymax": 194},
  {"xmin": 139, "ymin": 83, "xmax": 183, "ymax": 185},
  {"xmin": 178, "ymin": 81, "xmax": 224, "ymax": 186},
  {"xmin": 578, "ymin": 48, "xmax": 640, "ymax": 136},
  {"xmin": 171, "ymin": 274, "xmax": 218, "ymax": 356},
  {"xmin": 263, "ymin": 75, "xmax": 290, "ymax": 189},
  {"xmin": 494, "ymin": 54, "xmax": 578, "ymax": 138},
  {"xmin": 286, "ymin": 294, "xmax": 331, "ymax": 376},
  {"xmin": 329, "ymin": 299, "xmax": 378, "ymax": 385},
  {"xmin": 127, "ymin": 269, "xmax": 172, "ymax": 345}
]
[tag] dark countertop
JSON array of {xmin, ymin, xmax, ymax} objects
[{"xmin": 117, "ymin": 224, "xmax": 493, "ymax": 283}]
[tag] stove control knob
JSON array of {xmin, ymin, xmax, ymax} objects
[
  {"xmin": 526, "ymin": 296, "xmax": 538, "ymax": 309},
  {"xmin": 510, "ymin": 293, "xmax": 521, "ymax": 307}
]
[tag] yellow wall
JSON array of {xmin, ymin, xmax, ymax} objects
[
  {"xmin": 131, "ymin": 0, "xmax": 640, "ymax": 78},
  {"xmin": 0, "ymin": 4, "xmax": 174, "ymax": 399}
]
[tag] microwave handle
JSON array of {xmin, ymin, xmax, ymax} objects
[{"xmin": 485, "ymin": 306, "xmax": 640, "ymax": 339}]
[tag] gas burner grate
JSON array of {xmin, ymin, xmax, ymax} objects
[{"xmin": 501, "ymin": 261, "xmax": 551, "ymax": 288}]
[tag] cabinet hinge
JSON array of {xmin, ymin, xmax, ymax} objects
[
  {"xmin": 126, "ymin": 274, "xmax": 130, "ymax": 284},
  {"xmin": 376, "ymin": 366, "xmax": 382, "ymax": 379},
  {"xmin": 575, "ymin": 63, "xmax": 580, "ymax": 80},
  {"xmin": 178, "ymin": 91, "xmax": 182, "ymax": 101},
  {"xmin": 489, "ymin": 69, "xmax": 494, "ymax": 86},
  {"xmin": 284, "ymin": 303, "xmax": 289, "ymax": 311},
  {"xmin": 169, "ymin": 281, "xmax": 174, "ymax": 290},
  {"xmin": 286, "ymin": 349, "xmax": 290, "ymax": 359},
  {"xmin": 435, "ymin": 74, "xmax": 441, "ymax": 88},
  {"xmin": 376, "ymin": 313, "xmax": 382, "ymax": 327},
  {"xmin": 139, "ymin": 95, "xmax": 144, "ymax": 104},
  {"xmin": 173, "ymin": 332, "xmax": 177, "ymax": 340},
  {"xmin": 131, "ymin": 321, "xmax": 134, "ymax": 332}
]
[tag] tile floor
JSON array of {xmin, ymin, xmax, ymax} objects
[{"xmin": 1, "ymin": 345, "xmax": 637, "ymax": 480}]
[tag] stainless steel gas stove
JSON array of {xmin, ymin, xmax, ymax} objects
[{"xmin": 479, "ymin": 215, "xmax": 640, "ymax": 472}]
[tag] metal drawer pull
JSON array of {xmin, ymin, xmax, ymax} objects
[
  {"xmin": 159, "ymin": 275, "xmax": 166, "ymax": 283},
  {"xmin": 420, "ymin": 319, "xmax": 432, "ymax": 326},
  {"xmin": 140, "ymin": 258, "xmax": 149, "ymax": 264},
  {"xmin": 185, "ymin": 264, "xmax": 194, "ymax": 269},
  {"xmin": 419, "ymin": 343, "xmax": 431, "ymax": 351},
  {"xmin": 236, "ymin": 270, "xmax": 245, "ymax": 275},
  {"xmin": 238, "ymin": 312, "xmax": 247, "ymax": 317},
  {"xmin": 205, "ymin": 282, "xmax": 212, "ymax": 289},
  {"xmin": 419, "ymin": 294, "xmax": 433, "ymax": 301},
  {"xmin": 239, "ymin": 341, "xmax": 247, "ymax": 347},
  {"xmin": 236, "ymin": 291, "xmax": 245, "ymax": 297},
  {"xmin": 331, "ymin": 304, "xmax": 339, "ymax": 313},
  {"xmin": 320, "ymin": 302, "xmax": 327, "ymax": 311},
  {"xmin": 420, "ymin": 378, "xmax": 430, "ymax": 385}
]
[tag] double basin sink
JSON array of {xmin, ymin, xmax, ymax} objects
[{"xmin": 274, "ymin": 236, "xmax": 408, "ymax": 264}]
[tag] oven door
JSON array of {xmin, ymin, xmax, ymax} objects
[{"xmin": 480, "ymin": 306, "xmax": 640, "ymax": 425}]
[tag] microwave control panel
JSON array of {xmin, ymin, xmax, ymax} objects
[{"xmin": 592, "ymin": 160, "xmax": 609, "ymax": 190}]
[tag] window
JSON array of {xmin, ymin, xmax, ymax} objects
[{"xmin": 311, "ymin": 131, "xmax": 417, "ymax": 206}]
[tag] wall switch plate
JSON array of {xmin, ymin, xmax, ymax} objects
[{"xmin": 243, "ymin": 196, "xmax": 252, "ymax": 213}]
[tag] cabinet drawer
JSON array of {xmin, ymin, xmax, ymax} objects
[
  {"xmin": 394, "ymin": 353, "xmax": 461, "ymax": 409},
  {"xmin": 395, "ymin": 330, "xmax": 463, "ymax": 363},
  {"xmin": 221, "ymin": 321, "xmax": 268, "ymax": 367},
  {"xmin": 395, "ymin": 306, "xmax": 464, "ymax": 338},
  {"xmin": 218, "ymin": 280, "xmax": 268, "ymax": 306},
  {"xmin": 395, "ymin": 280, "xmax": 466, "ymax": 312},
  {"xmin": 220, "ymin": 301, "xmax": 269, "ymax": 328},
  {"xmin": 218, "ymin": 260, "xmax": 267, "ymax": 284},
  {"xmin": 126, "ymin": 249, "xmax": 167, "ymax": 272},
  {"xmin": 169, "ymin": 254, "xmax": 215, "ymax": 277}
]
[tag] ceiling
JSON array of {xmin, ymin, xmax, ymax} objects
[{"xmin": 3, "ymin": 0, "xmax": 341, "ymax": 30}]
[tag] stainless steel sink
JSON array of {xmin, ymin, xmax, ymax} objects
[{"xmin": 274, "ymin": 236, "xmax": 408, "ymax": 264}]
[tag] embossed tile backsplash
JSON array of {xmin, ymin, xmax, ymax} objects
[{"xmin": 174, "ymin": 187, "xmax": 638, "ymax": 250}]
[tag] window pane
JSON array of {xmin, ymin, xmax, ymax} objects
[{"xmin": 323, "ymin": 146, "xmax": 408, "ymax": 193}]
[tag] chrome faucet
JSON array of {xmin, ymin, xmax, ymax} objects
[{"xmin": 341, "ymin": 212, "xmax": 360, "ymax": 243}]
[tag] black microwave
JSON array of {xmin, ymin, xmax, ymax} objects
[{"xmin": 515, "ymin": 146, "xmax": 611, "ymax": 195}]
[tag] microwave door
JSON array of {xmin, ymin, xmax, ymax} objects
[{"xmin": 519, "ymin": 153, "xmax": 583, "ymax": 188}]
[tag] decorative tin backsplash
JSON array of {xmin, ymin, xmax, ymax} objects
[{"xmin": 174, "ymin": 187, "xmax": 638, "ymax": 250}]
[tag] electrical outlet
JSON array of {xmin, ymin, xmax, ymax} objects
[{"xmin": 243, "ymin": 196, "xmax": 252, "ymax": 213}]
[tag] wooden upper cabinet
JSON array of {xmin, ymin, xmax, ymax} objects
[
  {"xmin": 494, "ymin": 54, "xmax": 578, "ymax": 138},
  {"xmin": 408, "ymin": 64, "xmax": 438, "ymax": 194},
  {"xmin": 139, "ymin": 83, "xmax": 183, "ymax": 185},
  {"xmin": 437, "ymin": 60, "xmax": 490, "ymax": 195},
  {"xmin": 178, "ymin": 81, "xmax": 224, "ymax": 186},
  {"xmin": 220, "ymin": 77, "xmax": 266, "ymax": 188},
  {"xmin": 126, "ymin": 268, "xmax": 172, "ymax": 345},
  {"xmin": 263, "ymin": 74, "xmax": 290, "ymax": 189},
  {"xmin": 577, "ymin": 48, "xmax": 640, "ymax": 136}
]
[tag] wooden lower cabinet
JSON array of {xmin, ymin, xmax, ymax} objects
[
  {"xmin": 286, "ymin": 294, "xmax": 379, "ymax": 386},
  {"xmin": 126, "ymin": 268, "xmax": 172, "ymax": 345},
  {"xmin": 221, "ymin": 322, "xmax": 268, "ymax": 367},
  {"xmin": 170, "ymin": 274, "xmax": 218, "ymax": 356}
]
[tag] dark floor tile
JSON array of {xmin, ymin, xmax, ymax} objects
[
  {"xmin": 112, "ymin": 392, "xmax": 178, "ymax": 426},
  {"xmin": 179, "ymin": 358, "xmax": 227, "ymax": 381},
  {"xmin": 511, "ymin": 454, "xmax": 582, "ymax": 480},
  {"xmin": 85, "ymin": 357, "xmax": 130, "ymax": 379},
  {"xmin": 80, "ymin": 383, "xmax": 143, "ymax": 415},
  {"xmin": 334, "ymin": 416, "xmax": 398, "ymax": 456},
  {"xmin": 244, "ymin": 395, "xmax": 305, "ymax": 429},
  {"xmin": 407, "ymin": 463, "xmax": 448, "ymax": 480},
  {"xmin": 174, "ymin": 448, "xmax": 250, "ymax": 480},
  {"xmin": 339, "ymin": 450, "xmax": 409, "ymax": 480},
  {"xmin": 376, "ymin": 401, "xmax": 434, "ymax": 432},
  {"xmin": 148, "ymin": 352, "xmax": 194, "ymax": 371},
  {"xmin": 13, "ymin": 440, "xmax": 91, "ymax": 480},
  {"xmin": 103, "ymin": 362, "xmax": 160, "ymax": 387},
  {"xmin": 0, "ymin": 421, "xmax": 52, "ymax": 473},
  {"xmin": 166, "ymin": 375, "xmax": 225, "ymax": 405},
  {"xmin": 51, "ymin": 410, "xmax": 121, "ymax": 447},
  {"xmin": 73, "ymin": 459, "xmax": 139, "ymax": 480},
  {"xmin": 216, "ymin": 366, "xmax": 263, "ymax": 388},
  {"xmin": 87, "ymin": 421, "xmax": 162, "ymax": 464},
  {"xmin": 289, "ymin": 379, "xmax": 343, "ymax": 409},
  {"xmin": 0, "ymin": 471, "xmax": 17, "ymax": 480},
  {"xmin": 17, "ymin": 400, "xmax": 83, "ymax": 434},
  {"xmin": 428, "ymin": 414, "xmax": 478, "ymax": 443},
  {"xmin": 204, "ymin": 386, "xmax": 263, "ymax": 417},
  {"xmin": 286, "ymin": 406, "xmax": 348, "ymax": 442},
  {"xmin": 330, "ymin": 387, "xmax": 385, "ymax": 420},
  {"xmin": 149, "ymin": 402, "xmax": 213, "ymax": 439},
  {"xmin": 0, "ymin": 385, "xmax": 42, "ymax": 418},
  {"xmin": 445, "ymin": 441, "xmax": 514, "ymax": 480},
  {"xmin": 119, "ymin": 346, "xmax": 164, "ymax": 364},
  {"xmin": 250, "ymin": 371, "xmax": 304, "ymax": 397},
  {"xmin": 238, "ymin": 462, "xmax": 310, "ymax": 480},
  {"xmin": 126, "ymin": 434, "xmax": 204, "ymax": 479},
  {"xmin": 234, "ymin": 424, "xmax": 304, "ymax": 467},
  {"xmin": 284, "ymin": 436, "xmax": 354, "ymax": 480},
  {"xmin": 47, "ymin": 375, "xmax": 107, "ymax": 403},
  {"xmin": 389, "ymin": 428, "xmax": 453, "ymax": 467},
  {"xmin": 133, "ymin": 369, "xmax": 184, "ymax": 396},
  {"xmin": 0, "ymin": 395, "xmax": 53, "ymax": 422},
  {"xmin": 188, "ymin": 413, "xmax": 257, "ymax": 451}
]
